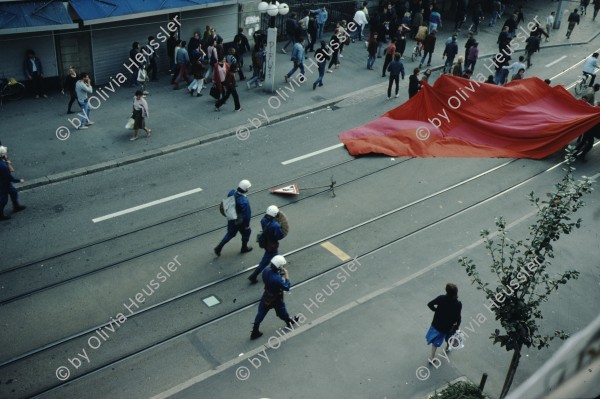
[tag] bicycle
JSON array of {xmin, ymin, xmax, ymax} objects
[
  {"xmin": 574, "ymin": 73, "xmax": 592, "ymax": 95},
  {"xmin": 411, "ymin": 41, "xmax": 423, "ymax": 62},
  {"xmin": 0, "ymin": 77, "xmax": 26, "ymax": 106}
]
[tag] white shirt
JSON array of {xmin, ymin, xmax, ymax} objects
[
  {"xmin": 133, "ymin": 97, "xmax": 149, "ymax": 117},
  {"xmin": 30, "ymin": 59, "xmax": 37, "ymax": 72},
  {"xmin": 299, "ymin": 15, "xmax": 309, "ymax": 30},
  {"xmin": 583, "ymin": 56, "xmax": 598, "ymax": 74},
  {"xmin": 354, "ymin": 10, "xmax": 368, "ymax": 26},
  {"xmin": 75, "ymin": 80, "xmax": 92, "ymax": 103},
  {"xmin": 546, "ymin": 14, "xmax": 554, "ymax": 25},
  {"xmin": 504, "ymin": 62, "xmax": 526, "ymax": 76}
]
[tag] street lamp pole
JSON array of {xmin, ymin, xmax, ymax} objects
[{"xmin": 258, "ymin": 0, "xmax": 289, "ymax": 93}]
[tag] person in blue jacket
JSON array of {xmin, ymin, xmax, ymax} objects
[
  {"xmin": 0, "ymin": 146, "xmax": 26, "ymax": 221},
  {"xmin": 214, "ymin": 179, "xmax": 253, "ymax": 255},
  {"xmin": 251, "ymin": 255, "xmax": 299, "ymax": 339},
  {"xmin": 248, "ymin": 205, "xmax": 285, "ymax": 283}
]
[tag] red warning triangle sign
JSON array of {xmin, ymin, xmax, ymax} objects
[{"xmin": 271, "ymin": 183, "xmax": 300, "ymax": 195}]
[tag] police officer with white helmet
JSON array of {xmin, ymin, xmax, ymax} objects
[{"xmin": 248, "ymin": 204, "xmax": 287, "ymax": 284}]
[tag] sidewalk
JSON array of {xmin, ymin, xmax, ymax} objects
[{"xmin": 3, "ymin": 0, "xmax": 599, "ymax": 190}]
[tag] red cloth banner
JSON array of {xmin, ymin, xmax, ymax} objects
[{"xmin": 339, "ymin": 75, "xmax": 600, "ymax": 158}]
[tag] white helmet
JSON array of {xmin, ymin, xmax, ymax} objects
[
  {"xmin": 270, "ymin": 255, "xmax": 287, "ymax": 269},
  {"xmin": 266, "ymin": 205, "xmax": 279, "ymax": 217},
  {"xmin": 238, "ymin": 179, "xmax": 251, "ymax": 192},
  {"xmin": 0, "ymin": 146, "xmax": 7, "ymax": 157}
]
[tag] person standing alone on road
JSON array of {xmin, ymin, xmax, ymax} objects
[
  {"xmin": 426, "ymin": 283, "xmax": 462, "ymax": 362},
  {"xmin": 214, "ymin": 180, "xmax": 253, "ymax": 256},
  {"xmin": 250, "ymin": 255, "xmax": 300, "ymax": 339},
  {"xmin": 0, "ymin": 146, "xmax": 25, "ymax": 221},
  {"xmin": 130, "ymin": 90, "xmax": 151, "ymax": 141},
  {"xmin": 75, "ymin": 72, "xmax": 94, "ymax": 130},
  {"xmin": 248, "ymin": 205, "xmax": 286, "ymax": 283},
  {"xmin": 387, "ymin": 53, "xmax": 405, "ymax": 99}
]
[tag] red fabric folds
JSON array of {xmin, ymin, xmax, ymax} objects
[{"xmin": 339, "ymin": 75, "xmax": 600, "ymax": 158}]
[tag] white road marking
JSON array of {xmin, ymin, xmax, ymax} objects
[
  {"xmin": 545, "ymin": 55, "xmax": 566, "ymax": 68},
  {"xmin": 92, "ymin": 188, "xmax": 203, "ymax": 223},
  {"xmin": 281, "ymin": 143, "xmax": 345, "ymax": 165}
]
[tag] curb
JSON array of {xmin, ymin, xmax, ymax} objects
[
  {"xmin": 20, "ymin": 81, "xmax": 388, "ymax": 191},
  {"xmin": 19, "ymin": 27, "xmax": 600, "ymax": 191}
]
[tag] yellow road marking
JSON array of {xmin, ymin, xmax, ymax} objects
[{"xmin": 320, "ymin": 241, "xmax": 351, "ymax": 261}]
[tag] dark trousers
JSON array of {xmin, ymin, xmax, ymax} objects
[
  {"xmin": 388, "ymin": 75, "xmax": 400, "ymax": 97},
  {"xmin": 328, "ymin": 51, "xmax": 339, "ymax": 69},
  {"xmin": 220, "ymin": 220, "xmax": 251, "ymax": 245},
  {"xmin": 67, "ymin": 92, "xmax": 77, "ymax": 112},
  {"xmin": 308, "ymin": 32, "xmax": 317, "ymax": 51},
  {"xmin": 147, "ymin": 58, "xmax": 158, "ymax": 80},
  {"xmin": 29, "ymin": 72, "xmax": 44, "ymax": 95},
  {"xmin": 254, "ymin": 295, "xmax": 290, "ymax": 327},
  {"xmin": 173, "ymin": 64, "xmax": 190, "ymax": 85},
  {"xmin": 0, "ymin": 185, "xmax": 19, "ymax": 215},
  {"xmin": 250, "ymin": 250, "xmax": 278, "ymax": 280},
  {"xmin": 575, "ymin": 132, "xmax": 598, "ymax": 160},
  {"xmin": 216, "ymin": 87, "xmax": 241, "ymax": 110},
  {"xmin": 382, "ymin": 54, "xmax": 393, "ymax": 76}
]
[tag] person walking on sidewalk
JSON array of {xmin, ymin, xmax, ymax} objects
[
  {"xmin": 313, "ymin": 41, "xmax": 330, "ymax": 89},
  {"xmin": 426, "ymin": 283, "xmax": 462, "ymax": 362},
  {"xmin": 285, "ymin": 37, "xmax": 306, "ymax": 82},
  {"xmin": 248, "ymin": 205, "xmax": 286, "ymax": 283},
  {"xmin": 594, "ymin": 0, "xmax": 600, "ymax": 20},
  {"xmin": 250, "ymin": 255, "xmax": 300, "ymax": 340},
  {"xmin": 367, "ymin": 33, "xmax": 378, "ymax": 70},
  {"xmin": 419, "ymin": 30, "xmax": 436, "ymax": 69},
  {"xmin": 215, "ymin": 63, "xmax": 242, "ymax": 111},
  {"xmin": 545, "ymin": 12, "xmax": 555, "ymax": 42},
  {"xmin": 246, "ymin": 45, "xmax": 264, "ymax": 89},
  {"xmin": 75, "ymin": 72, "xmax": 94, "ymax": 130},
  {"xmin": 307, "ymin": 15, "xmax": 318, "ymax": 52},
  {"xmin": 566, "ymin": 9, "xmax": 580, "ymax": 39},
  {"xmin": 62, "ymin": 66, "xmax": 78, "ymax": 114},
  {"xmin": 352, "ymin": 6, "xmax": 369, "ymax": 42},
  {"xmin": 0, "ymin": 146, "xmax": 26, "ymax": 221},
  {"xmin": 214, "ymin": 180, "xmax": 253, "ymax": 256},
  {"xmin": 327, "ymin": 30, "xmax": 341, "ymax": 73},
  {"xmin": 442, "ymin": 35, "xmax": 458, "ymax": 73},
  {"xmin": 130, "ymin": 90, "xmax": 151, "ymax": 141},
  {"xmin": 282, "ymin": 14, "xmax": 298, "ymax": 54},
  {"xmin": 173, "ymin": 41, "xmax": 191, "ymax": 89},
  {"xmin": 464, "ymin": 41, "xmax": 479, "ymax": 71},
  {"xmin": 311, "ymin": 5, "xmax": 328, "ymax": 40},
  {"xmin": 382, "ymin": 39, "xmax": 397, "ymax": 77},
  {"xmin": 387, "ymin": 53, "xmax": 405, "ymax": 99}
]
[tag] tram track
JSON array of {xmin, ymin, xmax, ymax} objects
[
  {"xmin": 13, "ymin": 155, "xmax": 568, "ymax": 399},
  {"xmin": 1, "ymin": 158, "xmax": 522, "ymax": 370}
]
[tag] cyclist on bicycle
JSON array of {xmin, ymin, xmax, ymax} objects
[{"xmin": 582, "ymin": 52, "xmax": 599, "ymax": 86}]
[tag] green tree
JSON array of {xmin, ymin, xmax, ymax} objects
[{"xmin": 458, "ymin": 149, "xmax": 593, "ymax": 399}]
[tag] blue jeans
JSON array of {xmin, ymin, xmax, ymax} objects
[
  {"xmin": 287, "ymin": 61, "xmax": 305, "ymax": 77},
  {"xmin": 314, "ymin": 63, "xmax": 326, "ymax": 85},
  {"xmin": 317, "ymin": 23, "xmax": 325, "ymax": 39},
  {"xmin": 367, "ymin": 55, "xmax": 376, "ymax": 69},
  {"xmin": 78, "ymin": 100, "xmax": 91, "ymax": 125},
  {"xmin": 247, "ymin": 69, "xmax": 261, "ymax": 86},
  {"xmin": 352, "ymin": 24, "xmax": 364, "ymax": 41}
]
